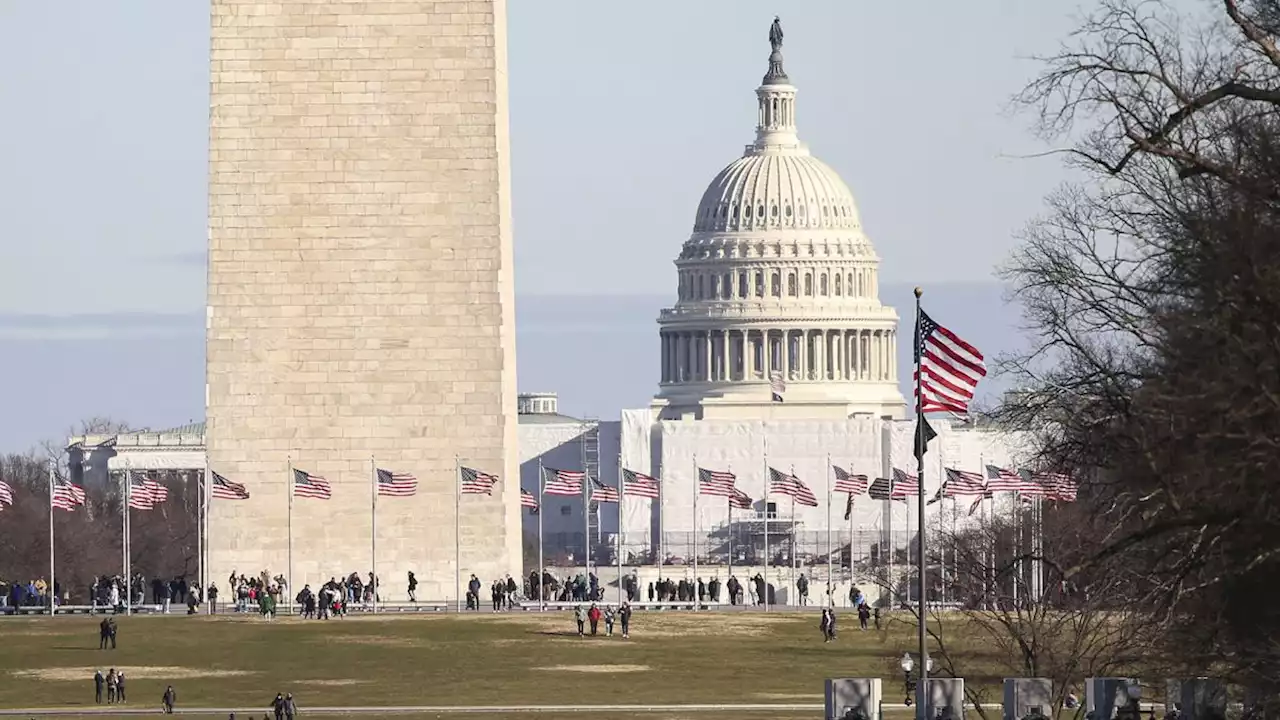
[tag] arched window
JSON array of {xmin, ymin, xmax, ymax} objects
[
  {"xmin": 710, "ymin": 274, "xmax": 719, "ymax": 299},
  {"xmin": 848, "ymin": 273, "xmax": 854, "ymax": 296},
  {"xmin": 820, "ymin": 274, "xmax": 829, "ymax": 296},
  {"xmin": 732, "ymin": 204, "xmax": 739, "ymax": 219},
  {"xmin": 804, "ymin": 273, "xmax": 813, "ymax": 296},
  {"xmin": 757, "ymin": 204, "xmax": 765, "ymax": 219},
  {"xmin": 770, "ymin": 272, "xmax": 781, "ymax": 297},
  {"xmin": 698, "ymin": 274, "xmax": 706, "ymax": 300},
  {"xmin": 787, "ymin": 273, "xmax": 797, "ymax": 296},
  {"xmin": 722, "ymin": 273, "xmax": 732, "ymax": 299},
  {"xmin": 739, "ymin": 272, "xmax": 748, "ymax": 298},
  {"xmin": 835, "ymin": 273, "xmax": 843, "ymax": 296},
  {"xmin": 754, "ymin": 271, "xmax": 764, "ymax": 297}
]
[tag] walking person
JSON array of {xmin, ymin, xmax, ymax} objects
[
  {"xmin": 283, "ymin": 693, "xmax": 297, "ymax": 720},
  {"xmin": 573, "ymin": 605, "xmax": 585, "ymax": 636},
  {"xmin": 619, "ymin": 601, "xmax": 632, "ymax": 639},
  {"xmin": 820, "ymin": 608, "xmax": 832, "ymax": 642},
  {"xmin": 94, "ymin": 669, "xmax": 105, "ymax": 704},
  {"xmin": 271, "ymin": 693, "xmax": 285, "ymax": 720},
  {"xmin": 162, "ymin": 685, "xmax": 177, "ymax": 714},
  {"xmin": 604, "ymin": 605, "xmax": 616, "ymax": 636},
  {"xmin": 858, "ymin": 603, "xmax": 870, "ymax": 630},
  {"xmin": 587, "ymin": 603, "xmax": 602, "ymax": 636},
  {"xmin": 106, "ymin": 669, "xmax": 117, "ymax": 704},
  {"xmin": 407, "ymin": 572, "xmax": 417, "ymax": 603},
  {"xmin": 116, "ymin": 671, "xmax": 127, "ymax": 703}
]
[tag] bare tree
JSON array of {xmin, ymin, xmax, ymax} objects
[{"xmin": 1002, "ymin": 0, "xmax": 1280, "ymax": 693}]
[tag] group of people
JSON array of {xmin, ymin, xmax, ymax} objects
[
  {"xmin": 572, "ymin": 602, "xmax": 633, "ymax": 638},
  {"xmin": 467, "ymin": 574, "xmax": 520, "ymax": 610},
  {"xmin": 0, "ymin": 577, "xmax": 60, "ymax": 608},
  {"xmin": 92, "ymin": 668, "xmax": 128, "ymax": 704}
]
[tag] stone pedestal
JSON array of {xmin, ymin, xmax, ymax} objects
[
  {"xmin": 1003, "ymin": 678, "xmax": 1052, "ymax": 720},
  {"xmin": 1087, "ymin": 678, "xmax": 1140, "ymax": 719},
  {"xmin": 1165, "ymin": 680, "xmax": 1226, "ymax": 720},
  {"xmin": 825, "ymin": 678, "xmax": 881, "ymax": 720},
  {"xmin": 926, "ymin": 678, "xmax": 965, "ymax": 720}
]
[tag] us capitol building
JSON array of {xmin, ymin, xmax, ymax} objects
[{"xmin": 67, "ymin": 22, "xmax": 1025, "ymax": 601}]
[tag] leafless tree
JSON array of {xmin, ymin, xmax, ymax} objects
[{"xmin": 1001, "ymin": 0, "xmax": 1280, "ymax": 694}]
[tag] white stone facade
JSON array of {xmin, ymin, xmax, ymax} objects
[{"xmin": 203, "ymin": 0, "xmax": 520, "ymax": 602}]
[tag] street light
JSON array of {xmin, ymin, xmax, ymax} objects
[{"xmin": 901, "ymin": 653, "xmax": 915, "ymax": 705}]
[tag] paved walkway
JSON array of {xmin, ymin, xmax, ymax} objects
[{"xmin": 0, "ymin": 703, "xmax": 840, "ymax": 716}]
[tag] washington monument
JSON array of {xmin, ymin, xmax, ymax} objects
[{"xmin": 205, "ymin": 0, "xmax": 520, "ymax": 601}]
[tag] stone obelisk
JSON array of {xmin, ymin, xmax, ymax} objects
[{"xmin": 206, "ymin": 0, "xmax": 520, "ymax": 602}]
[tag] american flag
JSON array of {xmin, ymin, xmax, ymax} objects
[
  {"xmin": 590, "ymin": 476, "xmax": 619, "ymax": 503},
  {"xmin": 943, "ymin": 468, "xmax": 988, "ymax": 497},
  {"xmin": 460, "ymin": 466, "xmax": 498, "ymax": 495},
  {"xmin": 210, "ymin": 471, "xmax": 250, "ymax": 500},
  {"xmin": 891, "ymin": 468, "xmax": 920, "ymax": 500},
  {"xmin": 292, "ymin": 468, "xmax": 331, "ymax": 500},
  {"xmin": 0, "ymin": 479, "xmax": 13, "ymax": 508},
  {"xmin": 377, "ymin": 468, "xmax": 418, "ymax": 497},
  {"xmin": 1032, "ymin": 472, "xmax": 1078, "ymax": 502},
  {"xmin": 768, "ymin": 467, "xmax": 818, "ymax": 507},
  {"xmin": 985, "ymin": 465, "xmax": 1025, "ymax": 493},
  {"xmin": 128, "ymin": 472, "xmax": 158, "ymax": 511},
  {"xmin": 622, "ymin": 468, "xmax": 661, "ymax": 499},
  {"xmin": 968, "ymin": 492, "xmax": 993, "ymax": 516},
  {"xmin": 867, "ymin": 477, "xmax": 892, "ymax": 501},
  {"xmin": 729, "ymin": 487, "xmax": 753, "ymax": 510},
  {"xmin": 133, "ymin": 473, "xmax": 170, "ymax": 503},
  {"xmin": 832, "ymin": 466, "xmax": 869, "ymax": 495},
  {"xmin": 698, "ymin": 468, "xmax": 736, "ymax": 498},
  {"xmin": 770, "ymin": 371, "xmax": 786, "ymax": 403},
  {"xmin": 542, "ymin": 467, "xmax": 584, "ymax": 497},
  {"xmin": 52, "ymin": 475, "xmax": 86, "ymax": 511},
  {"xmin": 520, "ymin": 488, "xmax": 539, "ymax": 511},
  {"xmin": 914, "ymin": 309, "xmax": 987, "ymax": 416}
]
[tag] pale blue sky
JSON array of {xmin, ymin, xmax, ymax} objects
[{"xmin": 0, "ymin": 1, "xmax": 1086, "ymax": 451}]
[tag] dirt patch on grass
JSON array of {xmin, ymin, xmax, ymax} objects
[
  {"xmin": 313, "ymin": 635, "xmax": 416, "ymax": 647},
  {"xmin": 11, "ymin": 667, "xmax": 255, "ymax": 682},
  {"xmin": 537, "ymin": 664, "xmax": 651, "ymax": 673},
  {"xmin": 492, "ymin": 612, "xmax": 799, "ymax": 638},
  {"xmin": 295, "ymin": 679, "xmax": 367, "ymax": 686}
]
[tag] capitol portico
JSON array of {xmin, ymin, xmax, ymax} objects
[{"xmin": 655, "ymin": 21, "xmax": 904, "ymax": 421}]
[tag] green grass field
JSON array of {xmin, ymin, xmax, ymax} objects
[{"xmin": 0, "ymin": 611, "xmax": 1010, "ymax": 713}]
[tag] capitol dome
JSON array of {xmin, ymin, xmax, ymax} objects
[
  {"xmin": 653, "ymin": 19, "xmax": 906, "ymax": 422},
  {"xmin": 692, "ymin": 145, "xmax": 862, "ymax": 234}
]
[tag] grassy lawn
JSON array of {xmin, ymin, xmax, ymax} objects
[{"xmin": 0, "ymin": 611, "xmax": 1009, "ymax": 711}]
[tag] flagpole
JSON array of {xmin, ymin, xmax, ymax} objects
[
  {"xmin": 913, "ymin": 286, "xmax": 928, "ymax": 716},
  {"xmin": 47, "ymin": 459, "xmax": 55, "ymax": 616},
  {"xmin": 202, "ymin": 456, "xmax": 211, "ymax": 614},
  {"xmin": 789, "ymin": 468, "xmax": 796, "ymax": 608},
  {"xmin": 825, "ymin": 454, "xmax": 832, "ymax": 605},
  {"xmin": 727, "ymin": 491, "xmax": 733, "ymax": 593},
  {"xmin": 616, "ymin": 453, "xmax": 623, "ymax": 603},
  {"xmin": 849, "ymin": 460, "xmax": 855, "ymax": 593},
  {"xmin": 455, "ymin": 456, "xmax": 462, "ymax": 613},
  {"xmin": 583, "ymin": 463, "xmax": 591, "ymax": 586},
  {"xmin": 287, "ymin": 456, "xmax": 294, "ymax": 616},
  {"xmin": 762, "ymin": 438, "xmax": 769, "ymax": 612},
  {"xmin": 371, "ymin": 456, "xmax": 378, "ymax": 615},
  {"xmin": 657, "ymin": 461, "xmax": 665, "ymax": 574},
  {"xmin": 122, "ymin": 462, "xmax": 129, "ymax": 615},
  {"xmin": 691, "ymin": 453, "xmax": 698, "ymax": 611},
  {"xmin": 537, "ymin": 458, "xmax": 544, "ymax": 611}
]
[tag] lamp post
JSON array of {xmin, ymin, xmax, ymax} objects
[{"xmin": 900, "ymin": 652, "xmax": 934, "ymax": 708}]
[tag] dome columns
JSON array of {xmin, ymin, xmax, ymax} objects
[{"xmin": 659, "ymin": 326, "xmax": 898, "ymax": 386}]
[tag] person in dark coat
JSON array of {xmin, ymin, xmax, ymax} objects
[
  {"xmin": 116, "ymin": 670, "xmax": 127, "ymax": 703},
  {"xmin": 94, "ymin": 670, "xmax": 105, "ymax": 704},
  {"xmin": 619, "ymin": 601, "xmax": 632, "ymax": 639},
  {"xmin": 283, "ymin": 693, "xmax": 297, "ymax": 720},
  {"xmin": 162, "ymin": 686, "xmax": 176, "ymax": 714},
  {"xmin": 272, "ymin": 693, "xmax": 285, "ymax": 720}
]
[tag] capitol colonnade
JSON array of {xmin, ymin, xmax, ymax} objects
[{"xmin": 659, "ymin": 327, "xmax": 898, "ymax": 385}]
